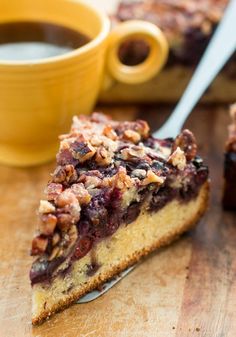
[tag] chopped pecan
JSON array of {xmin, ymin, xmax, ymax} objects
[
  {"xmin": 64, "ymin": 165, "xmax": 78, "ymax": 183},
  {"xmin": 70, "ymin": 140, "xmax": 96, "ymax": 162},
  {"xmin": 114, "ymin": 167, "xmax": 133, "ymax": 190},
  {"xmin": 135, "ymin": 120, "xmax": 150, "ymax": 138},
  {"xmin": 48, "ymin": 246, "xmax": 61, "ymax": 261},
  {"xmin": 95, "ymin": 146, "xmax": 113, "ymax": 166},
  {"xmin": 142, "ymin": 170, "xmax": 164, "ymax": 186},
  {"xmin": 172, "ymin": 129, "xmax": 197, "ymax": 161},
  {"xmin": 79, "ymin": 175, "xmax": 102, "ymax": 189},
  {"xmin": 52, "ymin": 166, "xmax": 66, "ymax": 183},
  {"xmin": 71, "ymin": 183, "xmax": 91, "ymax": 204},
  {"xmin": 57, "ymin": 147, "xmax": 78, "ymax": 166},
  {"xmin": 123, "ymin": 129, "xmax": 141, "ymax": 143},
  {"xmin": 57, "ymin": 213, "xmax": 73, "ymax": 231},
  {"xmin": 52, "ymin": 165, "xmax": 78, "ymax": 184},
  {"xmin": 103, "ymin": 125, "xmax": 118, "ymax": 140},
  {"xmin": 39, "ymin": 214, "xmax": 57, "ymax": 235},
  {"xmin": 90, "ymin": 134, "xmax": 103, "ymax": 147},
  {"xmin": 66, "ymin": 202, "xmax": 81, "ymax": 224},
  {"xmin": 45, "ymin": 183, "xmax": 63, "ymax": 200},
  {"xmin": 38, "ymin": 200, "xmax": 55, "ymax": 214},
  {"xmin": 31, "ymin": 235, "xmax": 48, "ymax": 255},
  {"xmin": 52, "ymin": 233, "xmax": 60, "ymax": 246},
  {"xmin": 168, "ymin": 147, "xmax": 187, "ymax": 170},
  {"xmin": 116, "ymin": 120, "xmax": 150, "ymax": 140},
  {"xmin": 68, "ymin": 225, "xmax": 78, "ymax": 244},
  {"xmin": 120, "ymin": 145, "xmax": 146, "ymax": 160},
  {"xmin": 56, "ymin": 189, "xmax": 81, "ymax": 225},
  {"xmin": 56, "ymin": 189, "xmax": 78, "ymax": 208}
]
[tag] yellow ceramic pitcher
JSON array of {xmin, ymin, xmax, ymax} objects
[{"xmin": 0, "ymin": 0, "xmax": 168, "ymax": 167}]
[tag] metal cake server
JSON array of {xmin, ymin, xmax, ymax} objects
[{"xmin": 77, "ymin": 0, "xmax": 236, "ymax": 304}]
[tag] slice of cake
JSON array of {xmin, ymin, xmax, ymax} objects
[
  {"xmin": 223, "ymin": 104, "xmax": 236, "ymax": 210},
  {"xmin": 30, "ymin": 113, "xmax": 209, "ymax": 324}
]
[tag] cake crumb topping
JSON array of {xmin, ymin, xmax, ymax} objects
[{"xmin": 168, "ymin": 147, "xmax": 186, "ymax": 170}]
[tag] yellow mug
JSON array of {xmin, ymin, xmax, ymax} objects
[{"xmin": 0, "ymin": 0, "xmax": 168, "ymax": 167}]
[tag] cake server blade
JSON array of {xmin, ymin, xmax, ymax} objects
[{"xmin": 76, "ymin": 265, "xmax": 136, "ymax": 303}]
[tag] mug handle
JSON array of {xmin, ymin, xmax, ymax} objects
[{"xmin": 106, "ymin": 20, "xmax": 169, "ymax": 85}]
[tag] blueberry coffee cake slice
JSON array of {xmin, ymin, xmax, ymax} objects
[{"xmin": 30, "ymin": 113, "xmax": 209, "ymax": 324}]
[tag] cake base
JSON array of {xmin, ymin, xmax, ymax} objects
[{"xmin": 32, "ymin": 181, "xmax": 209, "ymax": 325}]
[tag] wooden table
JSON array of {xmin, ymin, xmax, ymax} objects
[{"xmin": 0, "ymin": 104, "xmax": 236, "ymax": 337}]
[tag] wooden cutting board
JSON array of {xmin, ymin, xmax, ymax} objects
[{"xmin": 0, "ymin": 104, "xmax": 235, "ymax": 337}]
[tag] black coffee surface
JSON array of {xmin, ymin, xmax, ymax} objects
[{"xmin": 0, "ymin": 21, "xmax": 90, "ymax": 61}]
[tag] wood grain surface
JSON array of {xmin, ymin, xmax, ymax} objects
[{"xmin": 0, "ymin": 104, "xmax": 236, "ymax": 337}]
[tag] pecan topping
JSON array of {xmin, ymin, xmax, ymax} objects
[
  {"xmin": 45, "ymin": 183, "xmax": 63, "ymax": 200},
  {"xmin": 114, "ymin": 167, "xmax": 133, "ymax": 190},
  {"xmin": 120, "ymin": 146, "xmax": 146, "ymax": 160},
  {"xmin": 57, "ymin": 213, "xmax": 74, "ymax": 231},
  {"xmin": 123, "ymin": 129, "xmax": 141, "ymax": 143},
  {"xmin": 103, "ymin": 125, "xmax": 118, "ymax": 140},
  {"xmin": 71, "ymin": 140, "xmax": 96, "ymax": 163},
  {"xmin": 31, "ymin": 236, "xmax": 48, "ymax": 256},
  {"xmin": 115, "ymin": 120, "xmax": 150, "ymax": 141},
  {"xmin": 172, "ymin": 129, "xmax": 197, "ymax": 161},
  {"xmin": 168, "ymin": 147, "xmax": 187, "ymax": 171},
  {"xmin": 39, "ymin": 214, "xmax": 57, "ymax": 235},
  {"xmin": 56, "ymin": 190, "xmax": 78, "ymax": 208},
  {"xmin": 48, "ymin": 246, "xmax": 61, "ymax": 261},
  {"xmin": 82, "ymin": 175, "xmax": 102, "ymax": 190},
  {"xmin": 95, "ymin": 146, "xmax": 113, "ymax": 166},
  {"xmin": 38, "ymin": 200, "xmax": 55, "ymax": 214},
  {"xmin": 52, "ymin": 165, "xmax": 78, "ymax": 184},
  {"xmin": 68, "ymin": 225, "xmax": 78, "ymax": 244},
  {"xmin": 52, "ymin": 233, "xmax": 60, "ymax": 246},
  {"xmin": 142, "ymin": 170, "xmax": 165, "ymax": 186},
  {"xmin": 71, "ymin": 183, "xmax": 91, "ymax": 204}
]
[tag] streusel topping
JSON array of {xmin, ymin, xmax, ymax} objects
[{"xmin": 31, "ymin": 113, "xmax": 198, "ymax": 258}]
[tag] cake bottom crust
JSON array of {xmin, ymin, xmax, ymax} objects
[{"xmin": 32, "ymin": 181, "xmax": 209, "ymax": 325}]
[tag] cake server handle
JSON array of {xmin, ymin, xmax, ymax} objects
[{"xmin": 152, "ymin": 0, "xmax": 236, "ymax": 140}]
